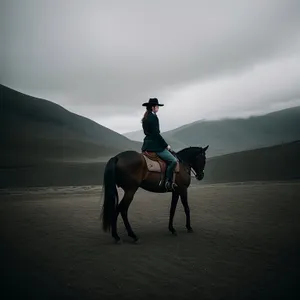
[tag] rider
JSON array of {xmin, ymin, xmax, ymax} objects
[{"xmin": 141, "ymin": 98, "xmax": 178, "ymax": 191}]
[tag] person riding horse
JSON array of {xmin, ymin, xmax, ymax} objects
[
  {"xmin": 101, "ymin": 103, "xmax": 209, "ymax": 242},
  {"xmin": 141, "ymin": 98, "xmax": 178, "ymax": 191}
]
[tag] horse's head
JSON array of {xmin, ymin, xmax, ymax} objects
[
  {"xmin": 177, "ymin": 145, "xmax": 209, "ymax": 180},
  {"xmin": 192, "ymin": 145, "xmax": 209, "ymax": 180}
]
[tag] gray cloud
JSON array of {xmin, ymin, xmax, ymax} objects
[
  {"xmin": 1, "ymin": 0, "xmax": 300, "ymax": 132},
  {"xmin": 96, "ymin": 54, "xmax": 300, "ymax": 133}
]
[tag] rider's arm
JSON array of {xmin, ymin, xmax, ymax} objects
[{"xmin": 151, "ymin": 115, "xmax": 168, "ymax": 149}]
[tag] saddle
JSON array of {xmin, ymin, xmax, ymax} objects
[{"xmin": 142, "ymin": 151, "xmax": 180, "ymax": 185}]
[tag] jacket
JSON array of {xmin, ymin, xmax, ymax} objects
[{"xmin": 141, "ymin": 112, "xmax": 168, "ymax": 152}]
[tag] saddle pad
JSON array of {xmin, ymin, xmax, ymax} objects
[
  {"xmin": 142, "ymin": 155, "xmax": 180, "ymax": 173},
  {"xmin": 143, "ymin": 155, "xmax": 163, "ymax": 172}
]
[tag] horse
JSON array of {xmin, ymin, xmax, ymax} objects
[{"xmin": 100, "ymin": 145, "xmax": 209, "ymax": 243}]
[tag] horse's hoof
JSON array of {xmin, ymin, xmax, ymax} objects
[
  {"xmin": 114, "ymin": 237, "xmax": 122, "ymax": 244},
  {"xmin": 133, "ymin": 236, "xmax": 139, "ymax": 243},
  {"xmin": 169, "ymin": 228, "xmax": 177, "ymax": 236},
  {"xmin": 187, "ymin": 227, "xmax": 194, "ymax": 233},
  {"xmin": 128, "ymin": 234, "xmax": 139, "ymax": 243},
  {"xmin": 133, "ymin": 238, "xmax": 141, "ymax": 244}
]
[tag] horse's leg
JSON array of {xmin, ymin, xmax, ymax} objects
[
  {"xmin": 111, "ymin": 208, "xmax": 121, "ymax": 243},
  {"xmin": 168, "ymin": 191, "xmax": 180, "ymax": 235},
  {"xmin": 118, "ymin": 188, "xmax": 139, "ymax": 242},
  {"xmin": 180, "ymin": 188, "xmax": 193, "ymax": 233}
]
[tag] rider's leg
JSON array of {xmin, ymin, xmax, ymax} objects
[{"xmin": 156, "ymin": 149, "xmax": 178, "ymax": 190}]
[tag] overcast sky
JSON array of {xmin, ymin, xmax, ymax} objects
[{"xmin": 1, "ymin": 0, "xmax": 300, "ymax": 133}]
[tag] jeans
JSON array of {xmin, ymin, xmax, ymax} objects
[{"xmin": 156, "ymin": 149, "xmax": 178, "ymax": 181}]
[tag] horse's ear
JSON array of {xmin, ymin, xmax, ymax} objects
[{"xmin": 203, "ymin": 145, "xmax": 209, "ymax": 152}]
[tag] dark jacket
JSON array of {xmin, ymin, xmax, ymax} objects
[{"xmin": 141, "ymin": 112, "xmax": 168, "ymax": 152}]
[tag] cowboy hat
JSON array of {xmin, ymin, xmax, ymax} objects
[{"xmin": 142, "ymin": 98, "xmax": 164, "ymax": 107}]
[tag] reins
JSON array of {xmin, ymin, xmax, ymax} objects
[{"xmin": 170, "ymin": 150, "xmax": 198, "ymax": 177}]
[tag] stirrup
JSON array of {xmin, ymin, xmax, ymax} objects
[{"xmin": 165, "ymin": 181, "xmax": 177, "ymax": 191}]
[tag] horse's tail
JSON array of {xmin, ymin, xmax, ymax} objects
[{"xmin": 100, "ymin": 156, "xmax": 119, "ymax": 232}]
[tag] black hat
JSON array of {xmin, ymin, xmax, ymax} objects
[{"xmin": 142, "ymin": 98, "xmax": 164, "ymax": 107}]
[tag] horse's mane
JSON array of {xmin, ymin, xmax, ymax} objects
[
  {"xmin": 174, "ymin": 146, "xmax": 203, "ymax": 163},
  {"xmin": 176, "ymin": 146, "xmax": 203, "ymax": 155}
]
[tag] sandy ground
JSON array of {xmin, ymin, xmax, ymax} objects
[{"xmin": 1, "ymin": 182, "xmax": 300, "ymax": 300}]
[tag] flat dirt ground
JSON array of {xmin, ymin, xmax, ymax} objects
[{"xmin": 1, "ymin": 182, "xmax": 300, "ymax": 300}]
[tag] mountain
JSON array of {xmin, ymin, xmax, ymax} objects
[
  {"xmin": 123, "ymin": 129, "xmax": 145, "ymax": 142},
  {"xmin": 2, "ymin": 140, "xmax": 299, "ymax": 188},
  {"xmin": 0, "ymin": 85, "xmax": 142, "ymax": 167},
  {"xmin": 165, "ymin": 107, "xmax": 300, "ymax": 157},
  {"xmin": 124, "ymin": 106, "xmax": 300, "ymax": 157},
  {"xmin": 200, "ymin": 140, "xmax": 300, "ymax": 184},
  {"xmin": 123, "ymin": 128, "xmax": 188, "ymax": 150}
]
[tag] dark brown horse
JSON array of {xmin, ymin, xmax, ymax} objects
[{"xmin": 100, "ymin": 145, "xmax": 209, "ymax": 243}]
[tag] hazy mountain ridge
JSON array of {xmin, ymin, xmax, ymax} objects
[
  {"xmin": 124, "ymin": 106, "xmax": 300, "ymax": 157},
  {"xmin": 2, "ymin": 83, "xmax": 299, "ymax": 169},
  {"xmin": 200, "ymin": 140, "xmax": 300, "ymax": 184},
  {"xmin": 2, "ymin": 140, "xmax": 299, "ymax": 188},
  {"xmin": 1, "ymin": 85, "xmax": 142, "ymax": 166}
]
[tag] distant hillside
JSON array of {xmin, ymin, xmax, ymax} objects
[
  {"xmin": 1, "ymin": 141, "xmax": 299, "ymax": 188},
  {"xmin": 200, "ymin": 140, "xmax": 300, "ymax": 184},
  {"xmin": 0, "ymin": 85, "xmax": 142, "ymax": 167},
  {"xmin": 124, "ymin": 106, "xmax": 300, "ymax": 157},
  {"xmin": 123, "ymin": 129, "xmax": 145, "ymax": 141},
  {"xmin": 124, "ymin": 128, "xmax": 188, "ymax": 150}
]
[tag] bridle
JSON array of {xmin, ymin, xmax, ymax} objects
[
  {"xmin": 190, "ymin": 167, "xmax": 199, "ymax": 178},
  {"xmin": 189, "ymin": 159, "xmax": 204, "ymax": 180},
  {"xmin": 171, "ymin": 150, "xmax": 204, "ymax": 179}
]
